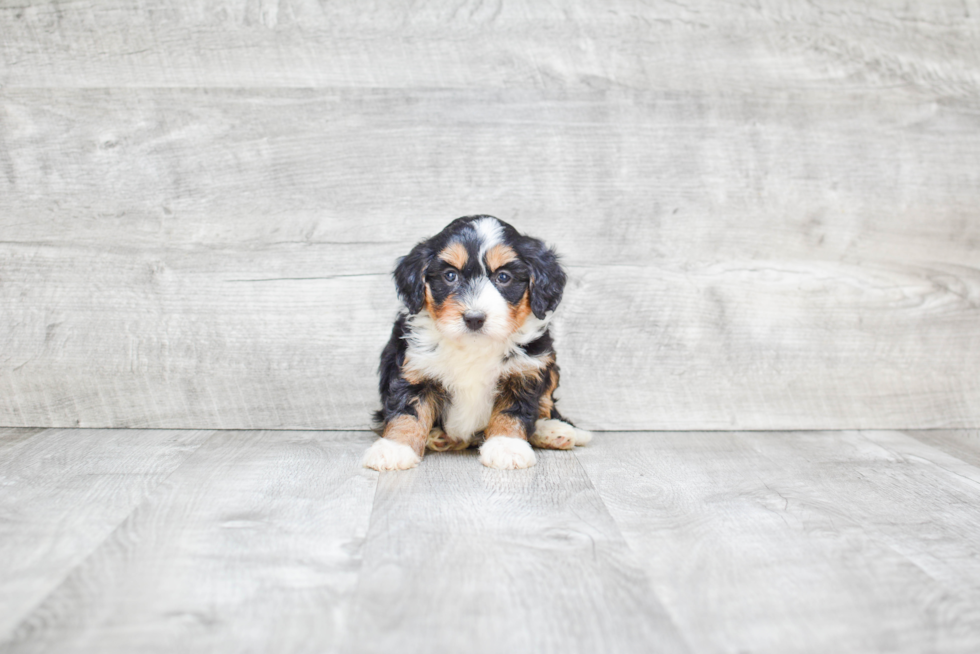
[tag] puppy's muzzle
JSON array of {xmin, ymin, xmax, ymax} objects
[{"xmin": 463, "ymin": 311, "xmax": 486, "ymax": 332}]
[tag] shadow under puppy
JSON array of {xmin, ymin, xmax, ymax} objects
[{"xmin": 363, "ymin": 215, "xmax": 591, "ymax": 471}]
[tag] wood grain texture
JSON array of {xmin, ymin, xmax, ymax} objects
[
  {"xmin": 2, "ymin": 1, "xmax": 979, "ymax": 91},
  {"xmin": 2, "ymin": 1, "xmax": 980, "ymax": 430},
  {"xmin": 0, "ymin": 428, "xmax": 44, "ymax": 450},
  {"xmin": 3, "ymin": 428, "xmax": 980, "ymax": 652},
  {"xmin": 2, "ymin": 84, "xmax": 980, "ymax": 430},
  {"xmin": 908, "ymin": 429, "xmax": 980, "ymax": 468},
  {"xmin": 0, "ymin": 430, "xmax": 378, "ymax": 654},
  {"xmin": 0, "ymin": 240, "xmax": 393, "ymax": 429},
  {"xmin": 577, "ymin": 430, "xmax": 980, "ymax": 654},
  {"xmin": 0, "ymin": 428, "xmax": 212, "ymax": 638},
  {"xmin": 3, "ymin": 87, "xmax": 979, "ymax": 262},
  {"xmin": 345, "ymin": 447, "xmax": 688, "ymax": 654}
]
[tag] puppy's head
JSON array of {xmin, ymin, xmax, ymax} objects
[{"xmin": 394, "ymin": 215, "xmax": 566, "ymax": 341}]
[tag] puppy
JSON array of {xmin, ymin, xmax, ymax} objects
[{"xmin": 363, "ymin": 215, "xmax": 591, "ymax": 471}]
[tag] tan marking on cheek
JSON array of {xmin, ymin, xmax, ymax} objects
[
  {"xmin": 383, "ymin": 396, "xmax": 437, "ymax": 457},
  {"xmin": 424, "ymin": 284, "xmax": 436, "ymax": 318},
  {"xmin": 507, "ymin": 289, "xmax": 533, "ymax": 333},
  {"xmin": 485, "ymin": 410, "xmax": 527, "ymax": 442},
  {"xmin": 485, "ymin": 244, "xmax": 517, "ymax": 271},
  {"xmin": 426, "ymin": 277, "xmax": 465, "ymax": 330},
  {"xmin": 433, "ymin": 296, "xmax": 466, "ymax": 328},
  {"xmin": 439, "ymin": 242, "xmax": 468, "ymax": 269}
]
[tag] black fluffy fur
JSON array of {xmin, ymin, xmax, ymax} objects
[{"xmin": 374, "ymin": 215, "xmax": 571, "ymax": 439}]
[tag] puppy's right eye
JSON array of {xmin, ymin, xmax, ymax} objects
[{"xmin": 443, "ymin": 270, "xmax": 458, "ymax": 283}]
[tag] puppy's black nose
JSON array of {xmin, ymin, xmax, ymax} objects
[{"xmin": 464, "ymin": 312, "xmax": 486, "ymax": 331}]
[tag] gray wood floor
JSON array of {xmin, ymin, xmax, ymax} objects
[{"xmin": 1, "ymin": 428, "xmax": 979, "ymax": 653}]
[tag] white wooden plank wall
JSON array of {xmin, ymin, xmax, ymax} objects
[{"xmin": 2, "ymin": 1, "xmax": 979, "ymax": 430}]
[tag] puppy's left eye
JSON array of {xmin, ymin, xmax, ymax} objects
[{"xmin": 494, "ymin": 271, "xmax": 512, "ymax": 286}]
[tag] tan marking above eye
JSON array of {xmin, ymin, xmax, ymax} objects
[
  {"xmin": 485, "ymin": 244, "xmax": 517, "ymax": 271},
  {"xmin": 438, "ymin": 242, "xmax": 468, "ymax": 269}
]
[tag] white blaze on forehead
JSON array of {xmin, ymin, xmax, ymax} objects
[
  {"xmin": 472, "ymin": 216, "xmax": 504, "ymax": 271},
  {"xmin": 464, "ymin": 277, "xmax": 510, "ymax": 340}
]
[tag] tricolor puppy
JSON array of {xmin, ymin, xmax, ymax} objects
[{"xmin": 363, "ymin": 215, "xmax": 591, "ymax": 471}]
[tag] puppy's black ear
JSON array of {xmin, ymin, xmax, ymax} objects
[
  {"xmin": 518, "ymin": 237, "xmax": 566, "ymax": 319},
  {"xmin": 393, "ymin": 241, "xmax": 430, "ymax": 314}
]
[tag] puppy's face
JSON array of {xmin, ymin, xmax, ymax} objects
[{"xmin": 394, "ymin": 216, "xmax": 566, "ymax": 342}]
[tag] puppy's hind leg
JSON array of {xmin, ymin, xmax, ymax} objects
[
  {"xmin": 530, "ymin": 419, "xmax": 592, "ymax": 450},
  {"xmin": 426, "ymin": 427, "xmax": 471, "ymax": 452},
  {"xmin": 533, "ymin": 367, "xmax": 591, "ymax": 449}
]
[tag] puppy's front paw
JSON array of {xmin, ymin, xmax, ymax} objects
[
  {"xmin": 426, "ymin": 427, "xmax": 471, "ymax": 452},
  {"xmin": 479, "ymin": 437, "xmax": 536, "ymax": 470},
  {"xmin": 530, "ymin": 419, "xmax": 593, "ymax": 450},
  {"xmin": 362, "ymin": 438, "xmax": 421, "ymax": 471}
]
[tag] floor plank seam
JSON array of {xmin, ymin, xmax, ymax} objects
[
  {"xmin": 858, "ymin": 430, "xmax": 980, "ymax": 489},
  {"xmin": 0, "ymin": 429, "xmax": 220, "ymax": 648},
  {"xmin": 567, "ymin": 449, "xmax": 696, "ymax": 653},
  {"xmin": 339, "ymin": 464, "xmax": 384, "ymax": 651}
]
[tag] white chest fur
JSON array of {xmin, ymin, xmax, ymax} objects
[{"xmin": 402, "ymin": 312, "xmax": 550, "ymax": 442}]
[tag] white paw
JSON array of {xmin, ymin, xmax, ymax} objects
[
  {"xmin": 479, "ymin": 437, "xmax": 537, "ymax": 470},
  {"xmin": 362, "ymin": 439, "xmax": 421, "ymax": 471},
  {"xmin": 530, "ymin": 419, "xmax": 593, "ymax": 450},
  {"xmin": 426, "ymin": 427, "xmax": 471, "ymax": 452}
]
